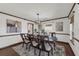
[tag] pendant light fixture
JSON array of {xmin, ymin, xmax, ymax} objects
[{"xmin": 37, "ymin": 13, "xmax": 41, "ymax": 34}]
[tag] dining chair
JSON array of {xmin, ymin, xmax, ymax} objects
[
  {"xmin": 51, "ymin": 32, "xmax": 57, "ymax": 50},
  {"xmin": 20, "ymin": 33, "xmax": 30, "ymax": 49},
  {"xmin": 28, "ymin": 34, "xmax": 40, "ymax": 55},
  {"xmin": 38, "ymin": 36, "xmax": 53, "ymax": 56}
]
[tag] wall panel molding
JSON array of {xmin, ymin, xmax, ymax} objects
[{"xmin": 73, "ymin": 37, "xmax": 79, "ymax": 42}]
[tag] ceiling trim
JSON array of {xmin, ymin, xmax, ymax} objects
[
  {"xmin": 41, "ymin": 16, "xmax": 68, "ymax": 22},
  {"xmin": 68, "ymin": 3, "xmax": 76, "ymax": 17},
  {"xmin": 41, "ymin": 3, "xmax": 76, "ymax": 22},
  {"xmin": 0, "ymin": 11, "xmax": 37, "ymax": 23},
  {"xmin": 0, "ymin": 3, "xmax": 76, "ymax": 23}
]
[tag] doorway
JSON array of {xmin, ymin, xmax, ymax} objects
[
  {"xmin": 27, "ymin": 23, "xmax": 34, "ymax": 34},
  {"xmin": 70, "ymin": 14, "xmax": 74, "ymax": 44}
]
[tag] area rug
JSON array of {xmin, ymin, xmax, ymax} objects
[{"xmin": 12, "ymin": 44, "xmax": 66, "ymax": 56}]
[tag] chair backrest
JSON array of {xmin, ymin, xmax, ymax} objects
[
  {"xmin": 27, "ymin": 34, "xmax": 34, "ymax": 44},
  {"xmin": 20, "ymin": 33, "xmax": 25, "ymax": 42},
  {"xmin": 39, "ymin": 35, "xmax": 51, "ymax": 50},
  {"xmin": 51, "ymin": 32, "xmax": 56, "ymax": 37},
  {"xmin": 20, "ymin": 33, "xmax": 29, "ymax": 42},
  {"xmin": 27, "ymin": 34, "xmax": 31, "ymax": 41},
  {"xmin": 38, "ymin": 35, "xmax": 46, "ymax": 50}
]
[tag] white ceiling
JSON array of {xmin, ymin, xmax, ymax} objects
[{"xmin": 0, "ymin": 3, "xmax": 73, "ymax": 21}]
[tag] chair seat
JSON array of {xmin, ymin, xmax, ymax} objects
[
  {"xmin": 44, "ymin": 38, "xmax": 48, "ymax": 40},
  {"xmin": 24, "ymin": 40, "xmax": 30, "ymax": 43},
  {"xmin": 45, "ymin": 43, "xmax": 51, "ymax": 51},
  {"xmin": 39, "ymin": 43, "xmax": 51, "ymax": 51},
  {"xmin": 32, "ymin": 41, "xmax": 38, "ymax": 46}
]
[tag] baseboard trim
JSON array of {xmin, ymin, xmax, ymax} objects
[{"xmin": 56, "ymin": 41, "xmax": 68, "ymax": 44}]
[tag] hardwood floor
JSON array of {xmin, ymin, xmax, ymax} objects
[
  {"xmin": 0, "ymin": 48, "xmax": 19, "ymax": 56},
  {"xmin": 56, "ymin": 41, "xmax": 75, "ymax": 56},
  {"xmin": 0, "ymin": 41, "xmax": 75, "ymax": 56}
]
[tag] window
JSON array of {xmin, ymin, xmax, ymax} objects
[{"xmin": 7, "ymin": 20, "xmax": 21, "ymax": 33}]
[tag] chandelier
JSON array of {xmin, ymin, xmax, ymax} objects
[
  {"xmin": 36, "ymin": 13, "xmax": 41, "ymax": 34},
  {"xmin": 37, "ymin": 13, "xmax": 40, "ymax": 24}
]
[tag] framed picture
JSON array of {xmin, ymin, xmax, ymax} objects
[
  {"xmin": 56, "ymin": 22, "xmax": 63, "ymax": 31},
  {"xmin": 7, "ymin": 19, "xmax": 21, "ymax": 33}
]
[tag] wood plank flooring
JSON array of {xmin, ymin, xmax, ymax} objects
[
  {"xmin": 0, "ymin": 48, "xmax": 19, "ymax": 56},
  {"xmin": 56, "ymin": 42, "xmax": 75, "ymax": 56},
  {"xmin": 0, "ymin": 41, "xmax": 75, "ymax": 56}
]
